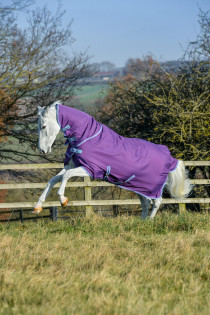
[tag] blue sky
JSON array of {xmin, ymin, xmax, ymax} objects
[{"xmin": 20, "ymin": 0, "xmax": 209, "ymax": 67}]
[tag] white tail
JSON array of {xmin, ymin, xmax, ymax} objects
[{"xmin": 166, "ymin": 160, "xmax": 192, "ymax": 199}]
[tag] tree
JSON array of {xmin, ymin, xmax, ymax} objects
[
  {"xmin": 99, "ymin": 64, "xmax": 209, "ymax": 162},
  {"xmin": 124, "ymin": 55, "xmax": 160, "ymax": 79},
  {"xmin": 89, "ymin": 61, "xmax": 116, "ymax": 73},
  {"xmin": 100, "ymin": 61, "xmax": 116, "ymax": 72},
  {"xmin": 0, "ymin": 0, "xmax": 90, "ymax": 163}
]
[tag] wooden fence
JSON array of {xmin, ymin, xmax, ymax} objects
[{"xmin": 0, "ymin": 161, "xmax": 209, "ymax": 222}]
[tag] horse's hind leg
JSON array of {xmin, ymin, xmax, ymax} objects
[
  {"xmin": 150, "ymin": 197, "xmax": 162, "ymax": 219},
  {"xmin": 137, "ymin": 194, "xmax": 151, "ymax": 219}
]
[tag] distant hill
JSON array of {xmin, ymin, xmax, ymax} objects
[{"xmin": 78, "ymin": 60, "xmax": 187, "ymax": 85}]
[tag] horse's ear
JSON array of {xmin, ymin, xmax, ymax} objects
[
  {"xmin": 37, "ymin": 106, "xmax": 46, "ymax": 116},
  {"xmin": 50, "ymin": 100, "xmax": 61, "ymax": 109},
  {"xmin": 37, "ymin": 106, "xmax": 42, "ymax": 116}
]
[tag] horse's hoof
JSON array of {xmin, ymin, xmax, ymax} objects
[
  {"xmin": 61, "ymin": 197, "xmax": 68, "ymax": 207},
  {"xmin": 32, "ymin": 206, "xmax": 42, "ymax": 214}
]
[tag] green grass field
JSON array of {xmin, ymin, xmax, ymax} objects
[
  {"xmin": 0, "ymin": 212, "xmax": 209, "ymax": 315},
  {"xmin": 74, "ymin": 84, "xmax": 108, "ymax": 107}
]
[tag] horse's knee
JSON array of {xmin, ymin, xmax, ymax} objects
[
  {"xmin": 61, "ymin": 173, "xmax": 70, "ymax": 183},
  {"xmin": 49, "ymin": 175, "xmax": 61, "ymax": 185}
]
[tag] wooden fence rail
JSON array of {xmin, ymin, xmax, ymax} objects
[{"xmin": 0, "ymin": 161, "xmax": 209, "ymax": 222}]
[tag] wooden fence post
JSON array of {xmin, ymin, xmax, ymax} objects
[
  {"xmin": 50, "ymin": 207, "xmax": 58, "ymax": 221},
  {"xmin": 113, "ymin": 205, "xmax": 119, "ymax": 217},
  {"xmin": 19, "ymin": 209, "xmax": 23, "ymax": 223},
  {"xmin": 84, "ymin": 177, "xmax": 94, "ymax": 217},
  {"xmin": 179, "ymin": 203, "xmax": 186, "ymax": 214}
]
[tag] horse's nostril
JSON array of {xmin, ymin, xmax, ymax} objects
[{"xmin": 41, "ymin": 149, "xmax": 45, "ymax": 154}]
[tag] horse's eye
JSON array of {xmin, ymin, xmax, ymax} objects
[{"xmin": 42, "ymin": 126, "xmax": 46, "ymax": 130}]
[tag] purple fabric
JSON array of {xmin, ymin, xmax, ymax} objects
[{"xmin": 57, "ymin": 104, "xmax": 178, "ymax": 199}]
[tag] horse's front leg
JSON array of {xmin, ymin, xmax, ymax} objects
[
  {"xmin": 57, "ymin": 167, "xmax": 89, "ymax": 207},
  {"xmin": 32, "ymin": 166, "xmax": 71, "ymax": 214}
]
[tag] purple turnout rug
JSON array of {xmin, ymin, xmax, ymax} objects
[{"xmin": 57, "ymin": 104, "xmax": 178, "ymax": 199}]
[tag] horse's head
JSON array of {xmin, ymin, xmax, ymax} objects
[{"xmin": 38, "ymin": 103, "xmax": 60, "ymax": 154}]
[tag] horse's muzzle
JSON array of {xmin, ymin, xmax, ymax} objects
[{"xmin": 39, "ymin": 147, "xmax": 51, "ymax": 154}]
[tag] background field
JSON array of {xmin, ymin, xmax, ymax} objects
[
  {"xmin": 74, "ymin": 84, "xmax": 108, "ymax": 108},
  {"xmin": 0, "ymin": 212, "xmax": 209, "ymax": 315}
]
